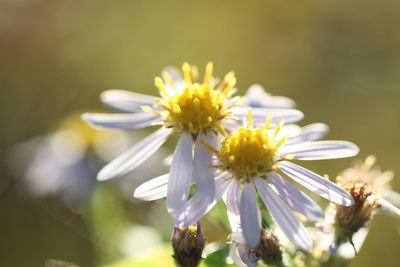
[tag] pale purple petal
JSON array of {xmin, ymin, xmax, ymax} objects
[
  {"xmin": 286, "ymin": 123, "xmax": 329, "ymax": 145},
  {"xmin": 193, "ymin": 133, "xmax": 215, "ymax": 204},
  {"xmin": 239, "ymin": 182, "xmax": 261, "ymax": 249},
  {"xmin": 100, "ymin": 89, "xmax": 158, "ymax": 112},
  {"xmin": 338, "ymin": 227, "xmax": 369, "ymax": 259},
  {"xmin": 224, "ymin": 181, "xmax": 241, "ymax": 232},
  {"xmin": 175, "ymin": 173, "xmax": 232, "ymax": 228},
  {"xmin": 279, "ymin": 161, "xmax": 354, "ymax": 206},
  {"xmin": 280, "ymin": 141, "xmax": 359, "ymax": 160},
  {"xmin": 167, "ymin": 132, "xmax": 193, "ymax": 215},
  {"xmin": 268, "ymin": 172, "xmax": 323, "ymax": 221},
  {"xmin": 255, "ymin": 178, "xmax": 313, "ymax": 251},
  {"xmin": 133, "ymin": 173, "xmax": 169, "ymax": 201},
  {"xmin": 272, "ymin": 124, "xmax": 301, "ymax": 141},
  {"xmin": 97, "ymin": 127, "xmax": 172, "ymax": 181},
  {"xmin": 376, "ymin": 196, "xmax": 400, "ymax": 216},
  {"xmin": 82, "ymin": 112, "xmax": 160, "ymax": 130}
]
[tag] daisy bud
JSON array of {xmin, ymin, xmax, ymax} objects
[{"xmin": 172, "ymin": 222, "xmax": 205, "ymax": 267}]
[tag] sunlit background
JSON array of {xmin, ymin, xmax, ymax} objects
[{"xmin": 1, "ymin": 0, "xmax": 400, "ymax": 266}]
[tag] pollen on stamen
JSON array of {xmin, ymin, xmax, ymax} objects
[
  {"xmin": 162, "ymin": 71, "xmax": 175, "ymax": 89},
  {"xmin": 191, "ymin": 65, "xmax": 199, "ymax": 83},
  {"xmin": 154, "ymin": 77, "xmax": 169, "ymax": 97},
  {"xmin": 274, "ymin": 119, "xmax": 285, "ymax": 137},
  {"xmin": 265, "ymin": 113, "xmax": 273, "ymax": 130},
  {"xmin": 222, "ymin": 77, "xmax": 237, "ymax": 96},
  {"xmin": 217, "ymin": 71, "xmax": 235, "ymax": 91},
  {"xmin": 141, "ymin": 105, "xmax": 161, "ymax": 115},
  {"xmin": 150, "ymin": 62, "xmax": 238, "ymax": 135},
  {"xmin": 182, "ymin": 62, "xmax": 192, "ymax": 85},
  {"xmin": 247, "ymin": 108, "xmax": 254, "ymax": 129},
  {"xmin": 203, "ymin": 62, "xmax": 213, "ymax": 84},
  {"xmin": 212, "ymin": 110, "xmax": 288, "ymax": 182}
]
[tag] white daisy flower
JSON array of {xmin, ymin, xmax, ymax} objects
[
  {"xmin": 173, "ymin": 109, "xmax": 358, "ymax": 251},
  {"xmin": 83, "ymin": 63, "xmax": 304, "ymax": 215}
]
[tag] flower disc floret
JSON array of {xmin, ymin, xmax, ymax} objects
[
  {"xmin": 217, "ymin": 127, "xmax": 280, "ymax": 181},
  {"xmin": 152, "ymin": 62, "xmax": 237, "ymax": 135},
  {"xmin": 163, "ymin": 83, "xmax": 228, "ymax": 134}
]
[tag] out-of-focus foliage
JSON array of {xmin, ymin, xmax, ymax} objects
[{"xmin": 1, "ymin": 0, "xmax": 400, "ymax": 267}]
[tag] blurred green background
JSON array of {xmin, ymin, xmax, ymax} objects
[{"xmin": 1, "ymin": 0, "xmax": 400, "ymax": 266}]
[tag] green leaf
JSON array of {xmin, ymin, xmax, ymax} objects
[{"xmin": 202, "ymin": 245, "xmax": 230, "ymax": 267}]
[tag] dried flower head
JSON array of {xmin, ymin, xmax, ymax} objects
[
  {"xmin": 333, "ymin": 156, "xmax": 400, "ymax": 252},
  {"xmin": 258, "ymin": 229, "xmax": 283, "ymax": 265}
]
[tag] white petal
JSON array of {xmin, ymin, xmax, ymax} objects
[
  {"xmin": 245, "ymin": 84, "xmax": 296, "ymax": 109},
  {"xmin": 225, "ymin": 181, "xmax": 241, "ymax": 232},
  {"xmin": 279, "ymin": 161, "xmax": 354, "ymax": 206},
  {"xmin": 230, "ymin": 231, "xmax": 246, "ymax": 244},
  {"xmin": 280, "ymin": 141, "xmax": 359, "ymax": 160},
  {"xmin": 383, "ymin": 190, "xmax": 400, "ymax": 209},
  {"xmin": 229, "ymin": 243, "xmax": 248, "ymax": 267},
  {"xmin": 268, "ymin": 172, "xmax": 323, "ymax": 221},
  {"xmin": 231, "ymin": 107, "xmax": 304, "ymax": 125},
  {"xmin": 100, "ymin": 89, "xmax": 158, "ymax": 112},
  {"xmin": 255, "ymin": 178, "xmax": 313, "ymax": 251},
  {"xmin": 97, "ymin": 127, "xmax": 172, "ymax": 181},
  {"xmin": 222, "ymin": 119, "xmax": 242, "ymax": 132},
  {"xmin": 167, "ymin": 132, "xmax": 193, "ymax": 215},
  {"xmin": 338, "ymin": 227, "xmax": 369, "ymax": 259},
  {"xmin": 246, "ymin": 84, "xmax": 270, "ymax": 96},
  {"xmin": 286, "ymin": 123, "xmax": 329, "ymax": 145},
  {"xmin": 193, "ymin": 133, "xmax": 215, "ymax": 204},
  {"xmin": 175, "ymin": 173, "xmax": 231, "ymax": 228},
  {"xmin": 239, "ymin": 183, "xmax": 261, "ymax": 249},
  {"xmin": 271, "ymin": 124, "xmax": 301, "ymax": 140},
  {"xmin": 266, "ymin": 96, "xmax": 296, "ymax": 109},
  {"xmin": 82, "ymin": 112, "xmax": 160, "ymax": 130},
  {"xmin": 376, "ymin": 196, "xmax": 400, "ymax": 216},
  {"xmin": 133, "ymin": 174, "xmax": 169, "ymax": 201}
]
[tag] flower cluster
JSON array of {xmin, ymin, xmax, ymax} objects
[{"xmin": 82, "ymin": 62, "xmax": 399, "ymax": 267}]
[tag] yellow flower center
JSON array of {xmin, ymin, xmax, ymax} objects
[
  {"xmin": 148, "ymin": 62, "xmax": 238, "ymax": 135},
  {"xmin": 214, "ymin": 110, "xmax": 287, "ymax": 182},
  {"xmin": 165, "ymin": 83, "xmax": 228, "ymax": 134}
]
